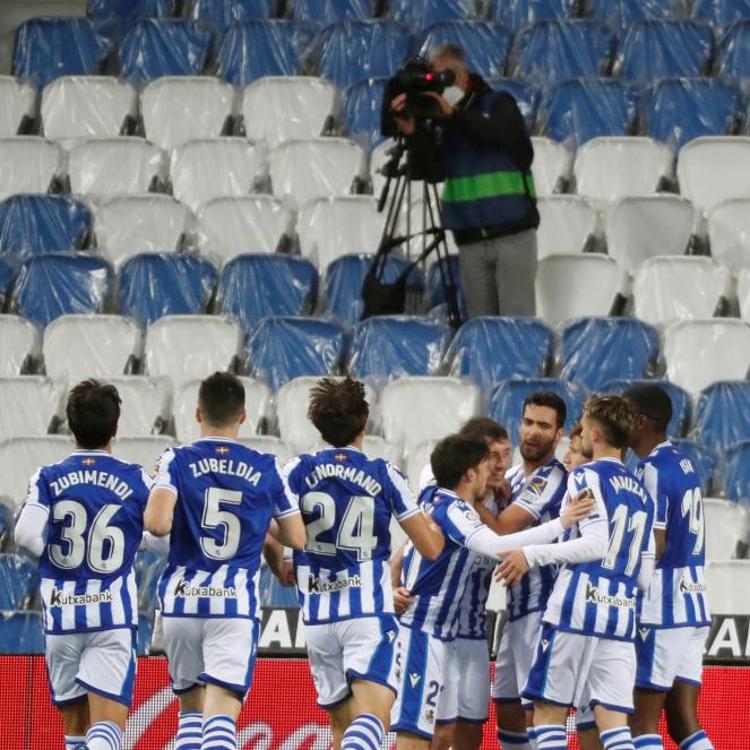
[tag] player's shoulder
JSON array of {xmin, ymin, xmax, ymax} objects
[{"xmin": 534, "ymin": 458, "xmax": 568, "ymax": 486}]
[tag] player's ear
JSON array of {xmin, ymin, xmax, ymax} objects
[
  {"xmin": 195, "ymin": 407, "xmax": 203, "ymax": 424},
  {"xmin": 238, "ymin": 408, "xmax": 246, "ymax": 425}
]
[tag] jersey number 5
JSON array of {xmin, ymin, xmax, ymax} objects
[{"xmin": 201, "ymin": 487, "xmax": 242, "ymax": 561}]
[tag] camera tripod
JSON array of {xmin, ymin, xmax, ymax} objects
[{"xmin": 361, "ymin": 138, "xmax": 462, "ymax": 328}]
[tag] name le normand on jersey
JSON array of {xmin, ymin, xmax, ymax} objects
[{"xmin": 303, "ymin": 460, "xmax": 383, "ymax": 496}]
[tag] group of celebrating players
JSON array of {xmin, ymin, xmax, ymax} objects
[{"xmin": 13, "ymin": 371, "xmax": 714, "ymax": 750}]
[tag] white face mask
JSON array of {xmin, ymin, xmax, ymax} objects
[{"xmin": 443, "ymin": 85, "xmax": 465, "ymax": 107}]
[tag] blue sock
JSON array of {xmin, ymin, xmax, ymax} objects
[
  {"xmin": 341, "ymin": 713, "xmax": 384, "ymax": 750},
  {"xmin": 176, "ymin": 711, "xmax": 202, "ymax": 749},
  {"xmin": 65, "ymin": 736, "xmax": 86, "ymax": 750},
  {"xmin": 534, "ymin": 724, "xmax": 567, "ymax": 750},
  {"xmin": 498, "ymin": 729, "xmax": 532, "ymax": 749},
  {"xmin": 202, "ymin": 715, "xmax": 236, "ymax": 750},
  {"xmin": 85, "ymin": 721, "xmax": 122, "ymax": 750},
  {"xmin": 601, "ymin": 726, "xmax": 635, "ymax": 750},
  {"xmin": 634, "ymin": 734, "xmax": 663, "ymax": 749},
  {"xmin": 679, "ymin": 730, "xmax": 714, "ymax": 750}
]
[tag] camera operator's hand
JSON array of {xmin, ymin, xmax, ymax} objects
[
  {"xmin": 390, "ymin": 93, "xmax": 416, "ymax": 135},
  {"xmin": 422, "ymin": 91, "xmax": 454, "ymax": 119}
]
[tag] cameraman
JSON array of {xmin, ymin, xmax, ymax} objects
[{"xmin": 390, "ymin": 44, "xmax": 539, "ymax": 318}]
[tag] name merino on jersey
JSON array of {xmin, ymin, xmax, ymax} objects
[
  {"xmin": 637, "ymin": 441, "xmax": 711, "ymax": 628},
  {"xmin": 24, "ymin": 451, "xmax": 152, "ymax": 635}
]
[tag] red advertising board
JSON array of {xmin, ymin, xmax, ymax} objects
[{"xmin": 2, "ymin": 657, "xmax": 748, "ymax": 750}]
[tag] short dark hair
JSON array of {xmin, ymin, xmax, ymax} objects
[
  {"xmin": 198, "ymin": 372, "xmax": 245, "ymax": 427},
  {"xmin": 583, "ymin": 395, "xmax": 634, "ymax": 450},
  {"xmin": 308, "ymin": 377, "xmax": 369, "ymax": 447},
  {"xmin": 431, "ymin": 434, "xmax": 489, "ymax": 490},
  {"xmin": 522, "ymin": 391, "xmax": 567, "ymax": 429},
  {"xmin": 459, "ymin": 416, "xmax": 509, "ymax": 444},
  {"xmin": 623, "ymin": 384, "xmax": 672, "ymax": 432},
  {"xmin": 66, "ymin": 379, "xmax": 121, "ymax": 449}
]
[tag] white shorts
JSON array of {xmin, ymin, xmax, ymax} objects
[
  {"xmin": 304, "ymin": 615, "xmax": 399, "ymax": 709},
  {"xmin": 437, "ymin": 637, "xmax": 490, "ymax": 723},
  {"xmin": 576, "ymin": 703, "xmax": 597, "ymax": 731},
  {"xmin": 491, "ymin": 611, "xmax": 543, "ymax": 709},
  {"xmin": 162, "ymin": 616, "xmax": 259, "ymax": 696},
  {"xmin": 635, "ymin": 625, "xmax": 709, "ymax": 691},
  {"xmin": 523, "ymin": 624, "xmax": 636, "ymax": 714},
  {"xmin": 45, "ymin": 628, "xmax": 136, "ymax": 707},
  {"xmin": 391, "ymin": 625, "xmax": 451, "ymax": 740}
]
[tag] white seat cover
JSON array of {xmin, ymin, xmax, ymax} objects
[
  {"xmin": 237, "ymin": 436, "xmax": 292, "ymax": 464},
  {"xmin": 0, "ymin": 76, "xmax": 36, "ymax": 137},
  {"xmin": 0, "ymin": 435, "xmax": 74, "ymax": 505},
  {"xmin": 0, "ymin": 315, "xmax": 39, "ymax": 375},
  {"xmin": 739, "ymin": 269, "xmax": 750, "ymax": 321},
  {"xmin": 104, "ymin": 376, "xmax": 170, "ymax": 437},
  {"xmin": 531, "ymin": 137, "xmax": 573, "ymax": 197},
  {"xmin": 112, "ymin": 435, "xmax": 177, "ymax": 473},
  {"xmin": 707, "ymin": 198, "xmax": 750, "ymax": 273},
  {"xmin": 536, "ymin": 195, "xmax": 598, "ymax": 258},
  {"xmin": 0, "ymin": 137, "xmax": 60, "ymax": 199},
  {"xmin": 404, "ymin": 438, "xmax": 439, "ymax": 494},
  {"xmin": 704, "ymin": 498, "xmax": 745, "ymax": 562},
  {"xmin": 0, "ymin": 376, "xmax": 64, "ymax": 441},
  {"xmin": 704, "ymin": 560, "xmax": 750, "ymax": 615}
]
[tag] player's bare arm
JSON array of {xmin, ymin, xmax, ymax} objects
[
  {"xmin": 263, "ymin": 533, "xmax": 295, "ymax": 586},
  {"xmin": 474, "ymin": 500, "xmax": 536, "ymax": 535},
  {"xmin": 144, "ymin": 486, "xmax": 178, "ymax": 537},
  {"xmin": 274, "ymin": 512, "xmax": 307, "ymax": 550}
]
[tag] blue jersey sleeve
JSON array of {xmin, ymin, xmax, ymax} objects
[
  {"xmin": 514, "ymin": 464, "xmax": 566, "ymax": 520},
  {"xmin": 273, "ymin": 457, "xmax": 300, "ymax": 519},
  {"xmin": 153, "ymin": 448, "xmax": 178, "ymax": 495},
  {"xmin": 639, "ymin": 460, "xmax": 667, "ymax": 530},
  {"xmin": 440, "ymin": 499, "xmax": 485, "ymax": 546},
  {"xmin": 24, "ymin": 466, "xmax": 53, "ymax": 511},
  {"xmin": 384, "ymin": 463, "xmax": 420, "ymax": 522},
  {"xmin": 568, "ymin": 467, "xmax": 609, "ymax": 530}
]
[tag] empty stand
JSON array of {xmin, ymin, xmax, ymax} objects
[
  {"xmin": 0, "ymin": 554, "xmax": 38, "ymax": 610},
  {"xmin": 189, "ymin": 0, "xmax": 276, "ymax": 31},
  {"xmin": 237, "ymin": 435, "xmax": 291, "ymax": 464},
  {"xmin": 41, "ymin": 76, "xmax": 137, "ymax": 141},
  {"xmin": 536, "ymin": 196, "xmax": 598, "ymax": 258},
  {"xmin": 0, "ymin": 435, "xmax": 73, "ymax": 505},
  {"xmin": 536, "ymin": 254, "xmax": 623, "ymax": 325},
  {"xmin": 104, "ymin": 376, "xmax": 169, "ymax": 436},
  {"xmin": 671, "ymin": 438, "xmax": 716, "ymax": 494},
  {"xmin": 573, "ymin": 137, "xmax": 674, "ymax": 203},
  {"xmin": 0, "ymin": 611, "xmax": 44, "ymax": 654},
  {"xmin": 362, "ymin": 435, "xmax": 403, "ymax": 467},
  {"xmin": 694, "ymin": 0, "xmax": 750, "ymax": 29},
  {"xmin": 707, "ymin": 198, "xmax": 750, "ymax": 272},
  {"xmin": 633, "ymin": 256, "xmax": 731, "ymax": 326},
  {"xmin": 88, "ymin": 0, "xmax": 173, "ymax": 40},
  {"xmin": 0, "ymin": 315, "xmax": 39, "ymax": 376},
  {"xmin": 695, "ymin": 380, "xmax": 750, "ymax": 452},
  {"xmin": 241, "ymin": 77, "xmax": 337, "ymax": 148},
  {"xmin": 170, "ymin": 137, "xmax": 265, "ymax": 211},
  {"xmin": 605, "ymin": 195, "xmax": 697, "ymax": 274},
  {"xmin": 0, "ymin": 377, "xmax": 64, "ymax": 442},
  {"xmin": 724, "ymin": 441, "xmax": 750, "ymax": 505},
  {"xmin": 404, "ymin": 438, "xmax": 438, "ymax": 493},
  {"xmin": 589, "ymin": 0, "xmax": 676, "ymax": 30},
  {"xmin": 740, "ymin": 269, "xmax": 750, "ymax": 320},
  {"xmin": 703, "ymin": 498, "xmax": 747, "ymax": 560},
  {"xmin": 0, "ymin": 77, "xmax": 36, "ymax": 137},
  {"xmin": 112, "ymin": 435, "xmax": 177, "ymax": 473},
  {"xmin": 391, "ymin": 0, "xmax": 475, "ymax": 26},
  {"xmin": 144, "ymin": 315, "xmax": 242, "ymax": 387},
  {"xmin": 603, "ymin": 378, "xmax": 691, "ymax": 436},
  {"xmin": 704, "ymin": 560, "xmax": 750, "ymax": 614},
  {"xmin": 664, "ymin": 319, "xmax": 750, "ymax": 393},
  {"xmin": 493, "ymin": 0, "xmax": 571, "ymax": 28},
  {"xmin": 43, "ymin": 314, "xmax": 140, "ymax": 384},
  {"xmin": 342, "ymin": 78, "xmax": 388, "ymax": 151},
  {"xmin": 488, "ymin": 78, "xmax": 540, "ymax": 128},
  {"xmin": 529, "ymin": 137, "xmax": 573, "ymax": 196},
  {"xmin": 716, "ymin": 18, "xmax": 750, "ymax": 79},
  {"xmin": 0, "ymin": 138, "xmax": 61, "ymax": 199}
]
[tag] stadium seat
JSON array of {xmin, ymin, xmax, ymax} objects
[
  {"xmin": 614, "ymin": 20, "xmax": 714, "ymax": 83},
  {"xmin": 189, "ymin": 0, "xmax": 276, "ymax": 31},
  {"xmin": 141, "ymin": 77, "xmax": 235, "ymax": 151},
  {"xmin": 43, "ymin": 314, "xmax": 140, "ymax": 384},
  {"xmin": 487, "ymin": 78, "xmax": 540, "ymax": 129},
  {"xmin": 103, "ymin": 376, "xmax": 169, "ymax": 436},
  {"xmin": 442, "ymin": 316, "xmax": 553, "ymax": 395},
  {"xmin": 0, "ymin": 77, "xmax": 36, "ymax": 137},
  {"xmin": 173, "ymin": 377, "xmax": 270, "ymax": 442},
  {"xmin": 664, "ymin": 319, "xmax": 750, "ymax": 394},
  {"xmin": 693, "ymin": 0, "xmax": 750, "ymax": 29},
  {"xmin": 118, "ymin": 20, "xmax": 213, "ymax": 83},
  {"xmin": 41, "ymin": 76, "xmax": 137, "ymax": 141},
  {"xmin": 704, "ymin": 560, "xmax": 750, "ymax": 614},
  {"xmin": 294, "ymin": 0, "xmax": 377, "ymax": 22},
  {"xmin": 588, "ymin": 0, "xmax": 676, "ymax": 31},
  {"xmin": 0, "ymin": 554, "xmax": 38, "ymax": 610},
  {"xmin": 703, "ymin": 498, "xmax": 746, "ymax": 560},
  {"xmin": 695, "ymin": 381, "xmax": 750, "ymax": 453},
  {"xmin": 415, "ymin": 21, "xmax": 513, "ymax": 79},
  {"xmin": 215, "ymin": 254, "xmax": 318, "ymax": 334},
  {"xmin": 0, "ymin": 377, "xmax": 64, "ymax": 442},
  {"xmin": 380, "ymin": 376, "xmax": 480, "ymax": 458},
  {"xmin": 560, "ymin": 317, "xmax": 659, "ymax": 391},
  {"xmin": 541, "ymin": 78, "xmax": 638, "ymax": 148},
  {"xmin": 93, "ymin": 194, "xmax": 193, "ymax": 267},
  {"xmin": 529, "ymin": 137, "xmax": 573, "ymax": 196},
  {"xmin": 0, "ymin": 138, "xmax": 61, "ymax": 200},
  {"xmin": 12, "ymin": 253, "xmax": 111, "ymax": 326},
  {"xmin": 390, "ymin": 0, "xmax": 476, "ymax": 26},
  {"xmin": 740, "ymin": 269, "xmax": 750, "ymax": 320},
  {"xmin": 404, "ymin": 437, "xmax": 439, "ymax": 492},
  {"xmin": 671, "ymin": 438, "xmax": 716, "ymax": 494},
  {"xmin": 489, "ymin": 377, "xmax": 586, "ymax": 444},
  {"xmin": 426, "ymin": 255, "xmax": 467, "ymax": 322},
  {"xmin": 644, "ymin": 78, "xmax": 743, "ymax": 150},
  {"xmin": 269, "ymin": 138, "xmax": 367, "ymax": 208},
  {"xmin": 309, "ymin": 21, "xmax": 410, "ymax": 88},
  {"xmin": 144, "ymin": 315, "xmax": 242, "ymax": 387},
  {"xmin": 602, "ymin": 378, "xmax": 691, "ymax": 437},
  {"xmin": 349, "ymin": 316, "xmax": 452, "ymax": 383},
  {"xmin": 492, "ymin": 0, "xmax": 571, "ymax": 28},
  {"xmin": 216, "ymin": 21, "xmax": 301, "ymax": 86},
  {"xmin": 707, "ymin": 199, "xmax": 750, "ymax": 273},
  {"xmin": 88, "ymin": 0, "xmax": 173, "ymax": 40},
  {"xmin": 13, "ymin": 17, "xmax": 110, "ymax": 88},
  {"xmin": 67, "ymin": 137, "xmax": 166, "ymax": 197},
  {"xmin": 535, "ymin": 196, "xmax": 598, "ymax": 258},
  {"xmin": 633, "ymin": 257, "xmax": 731, "ymax": 326},
  {"xmin": 241, "ymin": 77, "xmax": 337, "ymax": 148},
  {"xmin": 297, "ymin": 196, "xmax": 384, "ymax": 269},
  {"xmin": 170, "ymin": 137, "xmax": 265, "ymax": 211},
  {"xmin": 196, "ymin": 196, "xmax": 293, "ymax": 264},
  {"xmin": 135, "ymin": 549, "xmax": 166, "ymax": 612},
  {"xmin": 573, "ymin": 137, "xmax": 674, "ymax": 204},
  {"xmin": 605, "ymin": 195, "xmax": 698, "ymax": 275},
  {"xmin": 342, "ymin": 78, "xmax": 388, "ymax": 151},
  {"xmin": 0, "ymin": 435, "xmax": 73, "ymax": 506},
  {"xmin": 0, "ymin": 315, "xmax": 39, "ymax": 376},
  {"xmin": 677, "ymin": 136, "xmax": 750, "ymax": 214},
  {"xmin": 509, "ymin": 20, "xmax": 615, "ymax": 84},
  {"xmin": 112, "ymin": 435, "xmax": 177, "ymax": 473},
  {"xmin": 536, "ymin": 254, "xmax": 623, "ymax": 325},
  {"xmin": 716, "ymin": 19, "xmax": 750, "ymax": 79},
  {"xmin": 724, "ymin": 441, "xmax": 750, "ymax": 505},
  {"xmin": 237, "ymin": 435, "xmax": 292, "ymax": 464},
  {"xmin": 246, "ymin": 316, "xmax": 348, "ymax": 393},
  {"xmin": 362, "ymin": 435, "xmax": 403, "ymax": 466},
  {"xmin": 0, "ymin": 611, "xmax": 45, "ymax": 654},
  {"xmin": 258, "ymin": 563, "xmax": 299, "ymax": 607},
  {"xmin": 0, "ymin": 259, "xmax": 13, "ymax": 309}
]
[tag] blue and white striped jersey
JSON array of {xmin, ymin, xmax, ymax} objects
[
  {"xmin": 155, "ymin": 438, "xmax": 299, "ymax": 621},
  {"xmin": 287, "ymin": 447, "xmax": 419, "ymax": 625},
  {"xmin": 637, "ymin": 441, "xmax": 710, "ymax": 628},
  {"xmin": 505, "ymin": 459, "xmax": 566, "ymax": 622},
  {"xmin": 400, "ymin": 487, "xmax": 487, "ymax": 641},
  {"xmin": 24, "ymin": 450, "xmax": 151, "ymax": 635},
  {"xmin": 542, "ymin": 459, "xmax": 655, "ymax": 642}
]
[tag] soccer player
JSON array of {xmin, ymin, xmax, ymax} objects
[
  {"xmin": 144, "ymin": 372, "xmax": 306, "ymax": 750},
  {"xmin": 624, "ymin": 385, "xmax": 714, "ymax": 750},
  {"xmin": 14, "ymin": 380, "xmax": 152, "ymax": 750},
  {"xmin": 393, "ymin": 433, "xmax": 594, "ymax": 750},
  {"xmin": 564, "ymin": 421, "xmax": 587, "ymax": 472},
  {"xmin": 499, "ymin": 395, "xmax": 656, "ymax": 750},
  {"xmin": 281, "ymin": 377, "xmax": 443, "ymax": 750}
]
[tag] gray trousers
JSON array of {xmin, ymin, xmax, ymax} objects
[{"xmin": 456, "ymin": 228, "xmax": 538, "ymax": 318}]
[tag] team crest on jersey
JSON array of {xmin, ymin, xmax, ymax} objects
[
  {"xmin": 424, "ymin": 708, "xmax": 434, "ymax": 723},
  {"xmin": 527, "ymin": 476, "xmax": 547, "ymax": 495}
]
